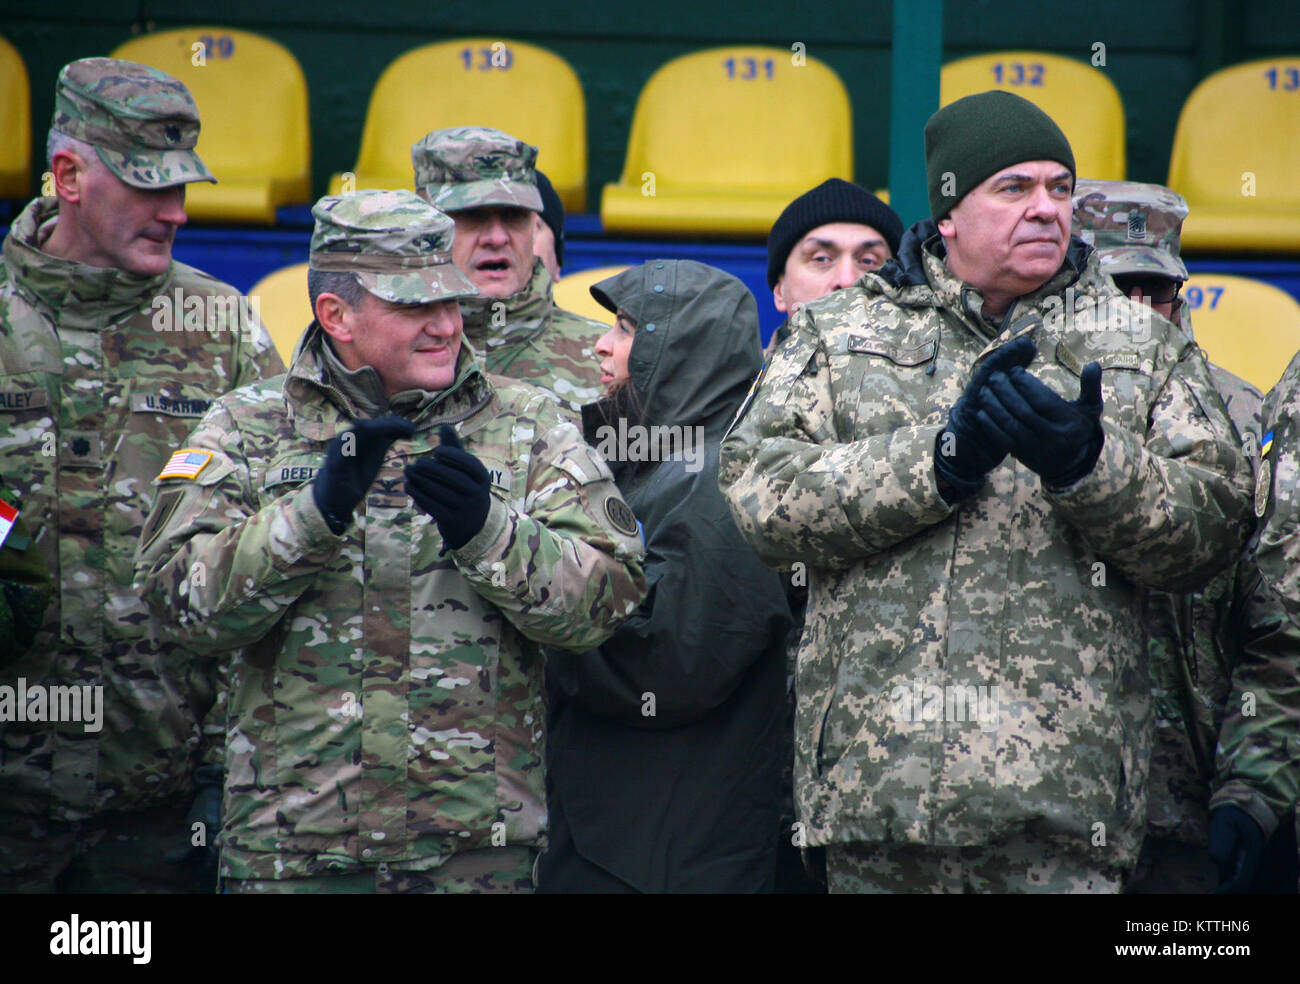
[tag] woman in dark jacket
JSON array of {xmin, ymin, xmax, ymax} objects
[{"xmin": 538, "ymin": 259, "xmax": 793, "ymax": 893}]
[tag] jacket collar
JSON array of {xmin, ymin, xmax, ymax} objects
[
  {"xmin": 283, "ymin": 321, "xmax": 494, "ymax": 441},
  {"xmin": 2, "ymin": 197, "xmax": 170, "ymax": 331},
  {"xmin": 869, "ymin": 217, "xmax": 1096, "ymax": 337},
  {"xmin": 456, "ymin": 257, "xmax": 554, "ymax": 353}
]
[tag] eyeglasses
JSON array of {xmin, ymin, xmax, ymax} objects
[{"xmin": 1112, "ymin": 275, "xmax": 1181, "ymax": 305}]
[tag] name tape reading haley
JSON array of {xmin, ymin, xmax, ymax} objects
[
  {"xmin": 0, "ymin": 678, "xmax": 103, "ymax": 733},
  {"xmin": 50, "ymin": 914, "xmax": 151, "ymax": 965}
]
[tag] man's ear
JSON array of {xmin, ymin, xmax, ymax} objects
[
  {"xmin": 936, "ymin": 216, "xmax": 956, "ymax": 240},
  {"xmin": 772, "ymin": 276, "xmax": 789, "ymax": 315},
  {"xmin": 49, "ymin": 150, "xmax": 85, "ymax": 204},
  {"xmin": 315, "ymin": 293, "xmax": 354, "ymax": 344}
]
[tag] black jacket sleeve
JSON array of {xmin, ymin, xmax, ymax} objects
[{"xmin": 546, "ymin": 454, "xmax": 792, "ymax": 730}]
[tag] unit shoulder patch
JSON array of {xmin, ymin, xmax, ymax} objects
[{"xmin": 603, "ymin": 496, "xmax": 639, "ymax": 537}]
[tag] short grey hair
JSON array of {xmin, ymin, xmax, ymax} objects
[
  {"xmin": 307, "ymin": 268, "xmax": 368, "ymax": 312},
  {"xmin": 46, "ymin": 129, "xmax": 101, "ymax": 171}
]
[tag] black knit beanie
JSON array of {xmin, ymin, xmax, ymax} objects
[
  {"xmin": 925, "ymin": 90, "xmax": 1075, "ymax": 219},
  {"xmin": 535, "ymin": 170, "xmax": 564, "ymax": 268},
  {"xmin": 766, "ymin": 178, "xmax": 903, "ymax": 288}
]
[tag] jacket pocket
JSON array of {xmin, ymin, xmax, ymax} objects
[
  {"xmin": 1054, "ymin": 337, "xmax": 1153, "ymax": 433},
  {"xmin": 832, "ymin": 331, "xmax": 941, "ymax": 439}
]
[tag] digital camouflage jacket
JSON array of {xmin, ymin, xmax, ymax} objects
[
  {"xmin": 1204, "ymin": 350, "xmax": 1300, "ymax": 836},
  {"xmin": 134, "ymin": 324, "xmax": 646, "ymax": 879},
  {"xmin": 1142, "ymin": 318, "xmax": 1277, "ymax": 844},
  {"xmin": 719, "ymin": 221, "xmax": 1253, "ymax": 869}
]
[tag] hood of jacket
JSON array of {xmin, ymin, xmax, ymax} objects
[
  {"xmin": 584, "ymin": 259, "xmax": 762, "ymax": 437},
  {"xmin": 2, "ymin": 197, "xmax": 170, "ymax": 331}
]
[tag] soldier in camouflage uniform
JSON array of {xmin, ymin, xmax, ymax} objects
[
  {"xmin": 1235, "ymin": 353, "xmax": 1300, "ymax": 893},
  {"xmin": 0, "ymin": 58, "xmax": 284, "ymax": 893},
  {"xmin": 411, "ymin": 126, "xmax": 606, "ymax": 414},
  {"xmin": 719, "ymin": 91, "xmax": 1253, "ymax": 893},
  {"xmin": 135, "ymin": 190, "xmax": 646, "ymax": 893},
  {"xmin": 1074, "ymin": 180, "xmax": 1295, "ymax": 892}
]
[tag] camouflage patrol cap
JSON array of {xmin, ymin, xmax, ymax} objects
[
  {"xmin": 309, "ymin": 189, "xmax": 479, "ymax": 304},
  {"xmin": 1072, "ymin": 179, "xmax": 1189, "ymax": 281},
  {"xmin": 51, "ymin": 57, "xmax": 216, "ymax": 189},
  {"xmin": 411, "ymin": 126, "xmax": 544, "ymax": 213}
]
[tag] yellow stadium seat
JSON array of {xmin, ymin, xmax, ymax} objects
[
  {"xmin": 553, "ymin": 265, "xmax": 630, "ymax": 326},
  {"xmin": 1183, "ymin": 274, "xmax": 1300, "ymax": 391},
  {"xmin": 600, "ymin": 47, "xmax": 852, "ymax": 237},
  {"xmin": 0, "ymin": 34, "xmax": 31, "ymax": 198},
  {"xmin": 249, "ymin": 262, "xmax": 312, "ymax": 364},
  {"xmin": 328, "ymin": 39, "xmax": 587, "ymax": 211},
  {"xmin": 112, "ymin": 28, "xmax": 311, "ymax": 225},
  {"xmin": 940, "ymin": 51, "xmax": 1125, "ymax": 181},
  {"xmin": 1168, "ymin": 58, "xmax": 1300, "ymax": 252}
]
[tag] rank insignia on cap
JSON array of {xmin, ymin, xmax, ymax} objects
[
  {"xmin": 1127, "ymin": 210, "xmax": 1147, "ymax": 242},
  {"xmin": 159, "ymin": 448, "xmax": 213, "ymax": 480}
]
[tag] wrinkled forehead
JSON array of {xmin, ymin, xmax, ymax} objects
[
  {"xmin": 794, "ymin": 221, "xmax": 890, "ymax": 252},
  {"xmin": 981, "ymin": 160, "xmax": 1075, "ymax": 187}
]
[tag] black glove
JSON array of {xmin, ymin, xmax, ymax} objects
[
  {"xmin": 1208, "ymin": 805, "xmax": 1266, "ymax": 893},
  {"xmin": 976, "ymin": 361, "xmax": 1104, "ymax": 489},
  {"xmin": 405, "ymin": 424, "xmax": 492, "ymax": 551},
  {"xmin": 312, "ymin": 415, "xmax": 415, "ymax": 534},
  {"xmin": 934, "ymin": 335, "xmax": 1037, "ymax": 502},
  {"xmin": 164, "ymin": 763, "xmax": 223, "ymax": 882}
]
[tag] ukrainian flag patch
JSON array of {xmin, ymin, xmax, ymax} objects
[
  {"xmin": 158, "ymin": 448, "xmax": 213, "ymax": 480},
  {"xmin": 1260, "ymin": 429, "xmax": 1275, "ymax": 459}
]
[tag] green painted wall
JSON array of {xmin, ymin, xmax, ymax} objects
[{"xmin": 4, "ymin": 0, "xmax": 1299, "ymax": 214}]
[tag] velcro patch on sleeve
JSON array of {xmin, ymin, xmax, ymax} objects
[
  {"xmin": 158, "ymin": 448, "xmax": 214, "ymax": 481},
  {"xmin": 554, "ymin": 446, "xmax": 615, "ymax": 486}
]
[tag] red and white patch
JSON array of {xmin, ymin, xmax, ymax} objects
[{"xmin": 0, "ymin": 499, "xmax": 17, "ymax": 549}]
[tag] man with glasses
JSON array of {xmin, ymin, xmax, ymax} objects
[{"xmin": 1074, "ymin": 179, "xmax": 1298, "ymax": 893}]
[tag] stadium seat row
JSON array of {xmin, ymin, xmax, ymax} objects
[{"xmin": 1, "ymin": 31, "xmax": 1298, "ymax": 249}]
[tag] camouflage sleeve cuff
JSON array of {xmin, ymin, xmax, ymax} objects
[
  {"xmin": 1043, "ymin": 420, "xmax": 1246, "ymax": 592},
  {"xmin": 1209, "ymin": 783, "xmax": 1280, "ymax": 838},
  {"xmin": 1040, "ymin": 419, "xmax": 1137, "ymax": 509},
  {"xmin": 450, "ymin": 493, "xmax": 510, "ymax": 567},
  {"xmin": 288, "ymin": 482, "xmax": 349, "ymax": 560}
]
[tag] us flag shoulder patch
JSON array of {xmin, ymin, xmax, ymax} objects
[{"xmin": 158, "ymin": 448, "xmax": 214, "ymax": 480}]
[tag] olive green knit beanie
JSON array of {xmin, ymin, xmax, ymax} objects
[{"xmin": 925, "ymin": 90, "xmax": 1076, "ymax": 219}]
